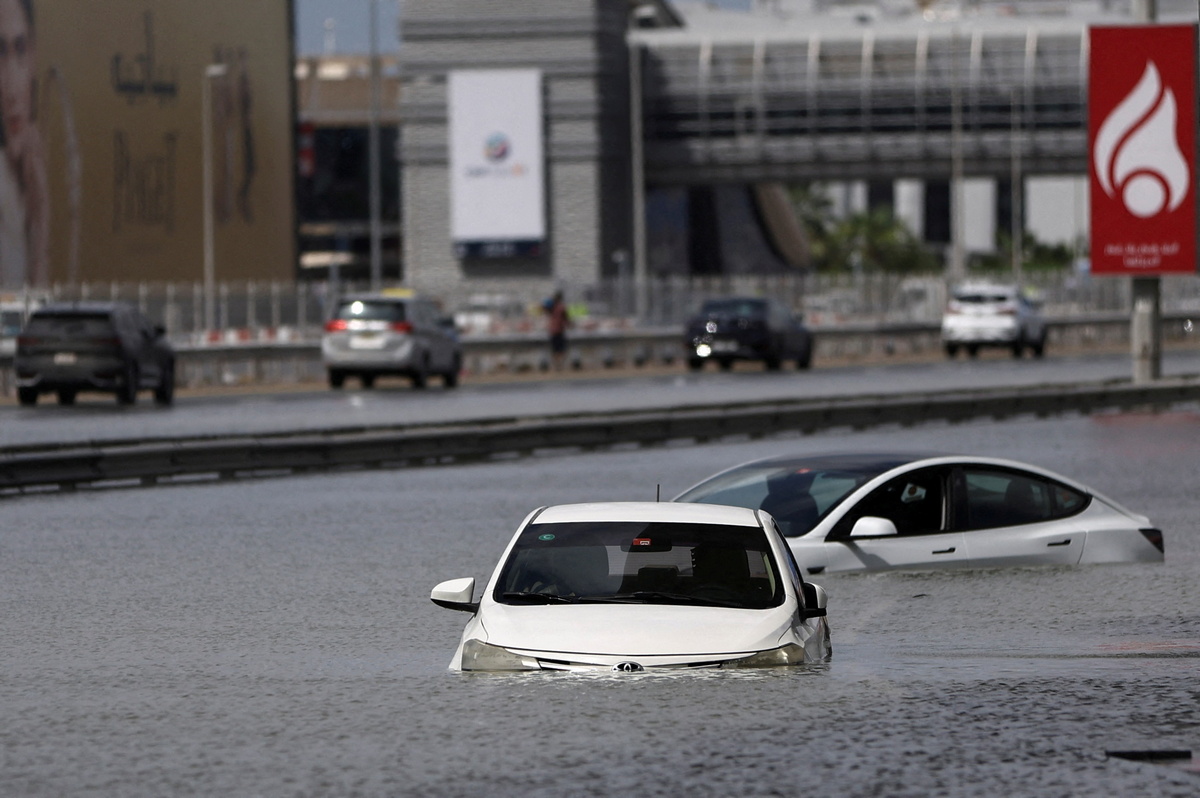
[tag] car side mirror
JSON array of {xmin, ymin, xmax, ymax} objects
[
  {"xmin": 800, "ymin": 581, "xmax": 827, "ymax": 619},
  {"xmin": 849, "ymin": 516, "xmax": 899, "ymax": 538},
  {"xmin": 431, "ymin": 577, "xmax": 478, "ymax": 613}
]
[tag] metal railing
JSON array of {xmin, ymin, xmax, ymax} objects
[{"xmin": 5, "ymin": 271, "xmax": 1200, "ymax": 345}]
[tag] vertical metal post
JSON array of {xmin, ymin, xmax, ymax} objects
[
  {"xmin": 629, "ymin": 37, "xmax": 648, "ymax": 321},
  {"xmin": 949, "ymin": 28, "xmax": 966, "ymax": 283},
  {"xmin": 202, "ymin": 63, "xmax": 228, "ymax": 333},
  {"xmin": 1010, "ymin": 87, "xmax": 1023, "ymax": 287},
  {"xmin": 1131, "ymin": 0, "xmax": 1161, "ymax": 383},
  {"xmin": 368, "ymin": 0, "xmax": 383, "ymax": 290}
]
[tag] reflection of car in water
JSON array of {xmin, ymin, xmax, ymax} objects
[
  {"xmin": 430, "ymin": 502, "xmax": 831, "ymax": 672},
  {"xmin": 684, "ymin": 297, "xmax": 812, "ymax": 372},
  {"xmin": 13, "ymin": 302, "xmax": 175, "ymax": 406},
  {"xmin": 675, "ymin": 452, "xmax": 1164, "ymax": 575},
  {"xmin": 321, "ymin": 291, "xmax": 462, "ymax": 389},
  {"xmin": 941, "ymin": 283, "xmax": 1047, "ymax": 358}
]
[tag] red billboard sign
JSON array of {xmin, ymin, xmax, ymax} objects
[{"xmin": 1089, "ymin": 25, "xmax": 1197, "ymax": 276}]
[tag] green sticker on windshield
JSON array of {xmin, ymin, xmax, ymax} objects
[{"xmin": 538, "ymin": 534, "xmax": 555, "ymax": 541}]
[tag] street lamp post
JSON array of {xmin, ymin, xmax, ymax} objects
[
  {"xmin": 367, "ymin": 0, "xmax": 383, "ymax": 291},
  {"xmin": 202, "ymin": 63, "xmax": 228, "ymax": 334}
]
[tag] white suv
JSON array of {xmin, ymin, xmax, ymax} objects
[
  {"xmin": 321, "ymin": 292, "xmax": 462, "ymax": 389},
  {"xmin": 941, "ymin": 283, "xmax": 1047, "ymax": 359}
]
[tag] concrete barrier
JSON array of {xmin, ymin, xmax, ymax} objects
[
  {"xmin": 1, "ymin": 311, "xmax": 1195, "ymax": 394},
  {"xmin": 2, "ymin": 376, "xmax": 1197, "ymax": 494}
]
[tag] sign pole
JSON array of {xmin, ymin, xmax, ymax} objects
[{"xmin": 1131, "ymin": 0, "xmax": 1160, "ymax": 384}]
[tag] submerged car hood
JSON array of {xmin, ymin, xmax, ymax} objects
[{"xmin": 479, "ymin": 602, "xmax": 795, "ymax": 658}]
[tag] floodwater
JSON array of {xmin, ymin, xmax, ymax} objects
[{"xmin": 2, "ymin": 410, "xmax": 1199, "ymax": 796}]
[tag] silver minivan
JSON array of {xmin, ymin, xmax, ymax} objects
[{"xmin": 321, "ymin": 292, "xmax": 462, "ymax": 389}]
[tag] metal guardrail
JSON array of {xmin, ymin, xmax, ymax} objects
[{"xmin": 1, "ymin": 377, "xmax": 1197, "ymax": 495}]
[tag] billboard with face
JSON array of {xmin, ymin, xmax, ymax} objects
[
  {"xmin": 1089, "ymin": 24, "xmax": 1197, "ymax": 276},
  {"xmin": 0, "ymin": 0, "xmax": 294, "ymax": 289}
]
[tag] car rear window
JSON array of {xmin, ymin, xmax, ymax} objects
[
  {"xmin": 333, "ymin": 300, "xmax": 406, "ymax": 323},
  {"xmin": 953, "ymin": 292, "xmax": 1014, "ymax": 304},
  {"xmin": 700, "ymin": 299, "xmax": 766, "ymax": 318},
  {"xmin": 25, "ymin": 313, "xmax": 115, "ymax": 336}
]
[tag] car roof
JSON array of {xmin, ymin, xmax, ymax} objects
[
  {"xmin": 532, "ymin": 501, "xmax": 763, "ymax": 527},
  {"xmin": 677, "ymin": 451, "xmax": 1097, "ymax": 498},
  {"xmin": 952, "ymin": 283, "xmax": 1018, "ymax": 294},
  {"xmin": 33, "ymin": 301, "xmax": 130, "ymax": 315},
  {"xmin": 338, "ymin": 291, "xmax": 421, "ymax": 303},
  {"xmin": 717, "ymin": 451, "xmax": 949, "ymax": 473}
]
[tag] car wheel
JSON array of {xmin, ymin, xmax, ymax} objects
[
  {"xmin": 443, "ymin": 355, "xmax": 461, "ymax": 388},
  {"xmin": 796, "ymin": 349, "xmax": 812, "ymax": 370},
  {"xmin": 1011, "ymin": 340, "xmax": 1024, "ymax": 358},
  {"xmin": 966, "ymin": 344, "xmax": 979, "ymax": 358},
  {"xmin": 154, "ymin": 363, "xmax": 175, "ymax": 406},
  {"xmin": 944, "ymin": 343, "xmax": 958, "ymax": 358},
  {"xmin": 764, "ymin": 354, "xmax": 782, "ymax": 371},
  {"xmin": 687, "ymin": 358, "xmax": 704, "ymax": 372},
  {"xmin": 328, "ymin": 370, "xmax": 346, "ymax": 389},
  {"xmin": 718, "ymin": 359, "xmax": 733, "ymax": 372},
  {"xmin": 57, "ymin": 389, "xmax": 77, "ymax": 405},
  {"xmin": 1031, "ymin": 336, "xmax": 1046, "ymax": 358},
  {"xmin": 117, "ymin": 363, "xmax": 138, "ymax": 405},
  {"xmin": 18, "ymin": 387, "xmax": 37, "ymax": 406},
  {"xmin": 410, "ymin": 358, "xmax": 428, "ymax": 389},
  {"xmin": 361, "ymin": 373, "xmax": 377, "ymax": 389}
]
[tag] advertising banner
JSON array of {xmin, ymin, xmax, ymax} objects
[
  {"xmin": 1089, "ymin": 24, "xmax": 1197, "ymax": 276},
  {"xmin": 0, "ymin": 0, "xmax": 294, "ymax": 288},
  {"xmin": 448, "ymin": 69, "xmax": 545, "ymax": 259}
]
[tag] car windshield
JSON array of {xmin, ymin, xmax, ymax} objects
[
  {"xmin": 699, "ymin": 299, "xmax": 765, "ymax": 318},
  {"xmin": 333, "ymin": 300, "xmax": 406, "ymax": 323},
  {"xmin": 675, "ymin": 459, "xmax": 902, "ymax": 537},
  {"xmin": 493, "ymin": 521, "xmax": 784, "ymax": 609}
]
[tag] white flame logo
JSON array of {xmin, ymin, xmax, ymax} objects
[{"xmin": 1094, "ymin": 62, "xmax": 1190, "ymax": 218}]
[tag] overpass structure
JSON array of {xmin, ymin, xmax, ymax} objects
[
  {"xmin": 389, "ymin": 1, "xmax": 1188, "ymax": 298},
  {"xmin": 637, "ymin": 21, "xmax": 1088, "ymax": 185}
]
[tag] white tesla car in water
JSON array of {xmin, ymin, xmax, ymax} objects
[
  {"xmin": 430, "ymin": 502, "xmax": 831, "ymax": 672},
  {"xmin": 674, "ymin": 453, "xmax": 1165, "ymax": 575}
]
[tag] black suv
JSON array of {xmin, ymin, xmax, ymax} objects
[
  {"xmin": 684, "ymin": 297, "xmax": 813, "ymax": 372},
  {"xmin": 14, "ymin": 302, "xmax": 176, "ymax": 406}
]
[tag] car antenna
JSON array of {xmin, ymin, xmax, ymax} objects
[{"xmin": 656, "ymin": 484, "xmax": 661, "ymax": 502}]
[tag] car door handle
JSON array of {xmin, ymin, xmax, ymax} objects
[
  {"xmin": 932, "ymin": 547, "xmax": 956, "ymax": 555},
  {"xmin": 1047, "ymin": 539, "xmax": 1072, "ymax": 547}
]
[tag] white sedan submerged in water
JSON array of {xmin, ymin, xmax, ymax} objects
[
  {"xmin": 430, "ymin": 502, "xmax": 831, "ymax": 672},
  {"xmin": 674, "ymin": 452, "xmax": 1165, "ymax": 575}
]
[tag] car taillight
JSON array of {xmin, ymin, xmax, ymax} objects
[
  {"xmin": 998, "ymin": 306, "xmax": 1017, "ymax": 315},
  {"xmin": 390, "ymin": 321, "xmax": 413, "ymax": 333},
  {"xmin": 16, "ymin": 335, "xmax": 39, "ymax": 347},
  {"xmin": 1139, "ymin": 528, "xmax": 1165, "ymax": 553},
  {"xmin": 325, "ymin": 319, "xmax": 349, "ymax": 332}
]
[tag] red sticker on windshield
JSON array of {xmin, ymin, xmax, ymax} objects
[{"xmin": 632, "ymin": 538, "xmax": 653, "ymax": 547}]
